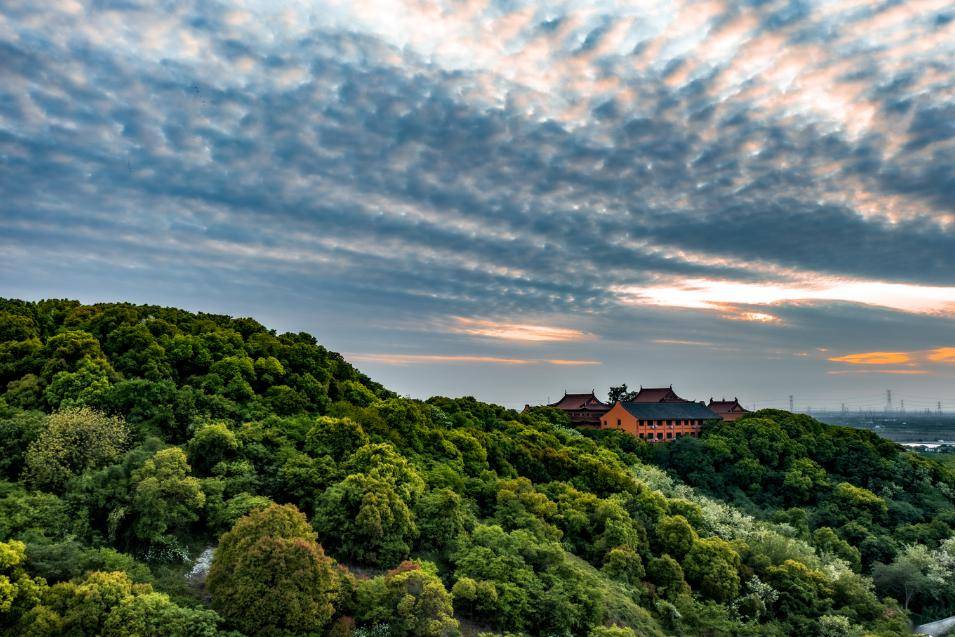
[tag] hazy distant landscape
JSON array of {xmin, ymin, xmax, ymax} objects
[{"xmin": 812, "ymin": 414, "xmax": 955, "ymax": 445}]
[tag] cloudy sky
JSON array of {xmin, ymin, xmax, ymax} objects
[{"xmin": 2, "ymin": 0, "xmax": 955, "ymax": 411}]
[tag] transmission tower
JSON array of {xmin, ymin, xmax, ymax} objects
[
  {"xmin": 939, "ymin": 401, "xmax": 944, "ymax": 416},
  {"xmin": 789, "ymin": 395, "xmax": 794, "ymax": 412}
]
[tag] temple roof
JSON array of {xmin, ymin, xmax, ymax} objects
[
  {"xmin": 549, "ymin": 391, "xmax": 608, "ymax": 410},
  {"xmin": 619, "ymin": 401, "xmax": 721, "ymax": 421},
  {"xmin": 631, "ymin": 386, "xmax": 689, "ymax": 403},
  {"xmin": 707, "ymin": 398, "xmax": 750, "ymax": 413}
]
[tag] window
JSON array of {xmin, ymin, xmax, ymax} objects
[
  {"xmin": 616, "ymin": 419, "xmax": 621, "ymax": 427},
  {"xmin": 667, "ymin": 432, "xmax": 673, "ymax": 439},
  {"xmin": 656, "ymin": 432, "xmax": 663, "ymax": 440}
]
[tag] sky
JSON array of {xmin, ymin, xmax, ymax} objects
[{"xmin": 2, "ymin": 0, "xmax": 955, "ymax": 411}]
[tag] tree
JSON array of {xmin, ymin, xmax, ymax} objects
[
  {"xmin": 0, "ymin": 311, "xmax": 38, "ymax": 342},
  {"xmin": 186, "ymin": 423, "xmax": 239, "ymax": 475},
  {"xmin": 682, "ymin": 538, "xmax": 741, "ymax": 602},
  {"xmin": 646, "ymin": 554, "xmax": 688, "ymax": 599},
  {"xmin": 415, "ymin": 488, "xmax": 473, "ymax": 554},
  {"xmin": 53, "ymin": 570, "xmax": 152, "ymax": 636},
  {"xmin": 873, "ymin": 544, "xmax": 944, "ymax": 612},
  {"xmin": 130, "ymin": 447, "xmax": 205, "ymax": 547},
  {"xmin": 765, "ymin": 560, "xmax": 833, "ymax": 619},
  {"xmin": 340, "ymin": 380, "xmax": 377, "ymax": 407},
  {"xmin": 830, "ymin": 482, "xmax": 887, "ymax": 522},
  {"xmin": 207, "ymin": 503, "xmax": 340, "ymax": 635},
  {"xmin": 0, "ymin": 409, "xmax": 45, "ymax": 480},
  {"xmin": 305, "ymin": 417, "xmax": 369, "ymax": 459},
  {"xmin": 655, "ymin": 515, "xmax": 697, "ymax": 560},
  {"xmin": 38, "ymin": 330, "xmax": 108, "ymax": 381},
  {"xmin": 315, "ymin": 473, "xmax": 418, "ymax": 566},
  {"xmin": 356, "ymin": 561, "xmax": 460, "ymax": 636},
  {"xmin": 783, "ymin": 458, "xmax": 828, "ymax": 503},
  {"xmin": 100, "ymin": 591, "xmax": 220, "ymax": 637},
  {"xmin": 207, "ymin": 492, "xmax": 273, "ymax": 534},
  {"xmin": 343, "ymin": 443, "xmax": 425, "ymax": 503},
  {"xmin": 812, "ymin": 527, "xmax": 861, "ymax": 571},
  {"xmin": 607, "ymin": 385, "xmax": 636, "ymax": 403},
  {"xmin": 23, "ymin": 407, "xmax": 128, "ymax": 492},
  {"xmin": 602, "ymin": 546, "xmax": 645, "ymax": 585},
  {"xmin": 494, "ymin": 477, "xmax": 561, "ymax": 540},
  {"xmin": 44, "ymin": 357, "xmax": 112, "ymax": 409},
  {"xmin": 0, "ymin": 540, "xmax": 46, "ymax": 630}
]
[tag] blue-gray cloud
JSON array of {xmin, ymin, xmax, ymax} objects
[{"xmin": 2, "ymin": 0, "xmax": 955, "ymax": 407}]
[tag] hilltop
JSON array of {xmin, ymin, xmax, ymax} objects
[{"xmin": 1, "ymin": 299, "xmax": 952, "ymax": 636}]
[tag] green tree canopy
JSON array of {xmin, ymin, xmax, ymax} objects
[
  {"xmin": 207, "ymin": 503, "xmax": 339, "ymax": 635},
  {"xmin": 130, "ymin": 447, "xmax": 205, "ymax": 546},
  {"xmin": 23, "ymin": 408, "xmax": 128, "ymax": 492}
]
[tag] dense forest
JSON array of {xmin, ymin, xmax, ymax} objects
[{"xmin": 1, "ymin": 299, "xmax": 952, "ymax": 636}]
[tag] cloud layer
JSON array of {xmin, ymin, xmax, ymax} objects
[{"xmin": 2, "ymin": 0, "xmax": 954, "ymax": 408}]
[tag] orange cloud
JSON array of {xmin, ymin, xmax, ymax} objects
[
  {"xmin": 829, "ymin": 347, "xmax": 955, "ymax": 368},
  {"xmin": 828, "ymin": 351, "xmax": 913, "ymax": 365},
  {"xmin": 827, "ymin": 369, "xmax": 929, "ymax": 375},
  {"xmin": 451, "ymin": 317, "xmax": 592, "ymax": 342},
  {"xmin": 927, "ymin": 348, "xmax": 955, "ymax": 364}
]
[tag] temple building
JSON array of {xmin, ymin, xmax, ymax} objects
[
  {"xmin": 540, "ymin": 391, "xmax": 610, "ymax": 427},
  {"xmin": 707, "ymin": 398, "xmax": 751, "ymax": 422},
  {"xmin": 600, "ymin": 400, "xmax": 721, "ymax": 442},
  {"xmin": 630, "ymin": 385, "xmax": 690, "ymax": 403}
]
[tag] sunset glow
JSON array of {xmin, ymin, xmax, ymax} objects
[
  {"xmin": 828, "ymin": 352, "xmax": 914, "ymax": 366},
  {"xmin": 616, "ymin": 278, "xmax": 955, "ymax": 316}
]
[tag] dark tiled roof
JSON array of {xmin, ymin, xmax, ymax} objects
[
  {"xmin": 708, "ymin": 398, "xmax": 749, "ymax": 413},
  {"xmin": 550, "ymin": 392, "xmax": 608, "ymax": 409},
  {"xmin": 631, "ymin": 386, "xmax": 688, "ymax": 403},
  {"xmin": 620, "ymin": 401, "xmax": 721, "ymax": 421}
]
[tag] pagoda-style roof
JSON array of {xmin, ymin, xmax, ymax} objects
[
  {"xmin": 619, "ymin": 401, "xmax": 721, "ymax": 421},
  {"xmin": 707, "ymin": 398, "xmax": 750, "ymax": 414},
  {"xmin": 631, "ymin": 385, "xmax": 689, "ymax": 403},
  {"xmin": 549, "ymin": 391, "xmax": 608, "ymax": 410}
]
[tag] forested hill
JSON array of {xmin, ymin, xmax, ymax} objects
[{"xmin": 0, "ymin": 300, "xmax": 951, "ymax": 636}]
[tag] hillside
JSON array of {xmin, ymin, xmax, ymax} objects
[{"xmin": 0, "ymin": 299, "xmax": 950, "ymax": 636}]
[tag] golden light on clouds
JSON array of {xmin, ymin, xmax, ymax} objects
[
  {"xmin": 722, "ymin": 310, "xmax": 780, "ymax": 323},
  {"xmin": 827, "ymin": 347, "xmax": 955, "ymax": 374},
  {"xmin": 614, "ymin": 277, "xmax": 955, "ymax": 317},
  {"xmin": 827, "ymin": 369, "xmax": 930, "ymax": 375},
  {"xmin": 451, "ymin": 317, "xmax": 592, "ymax": 342},
  {"xmin": 828, "ymin": 351, "xmax": 913, "ymax": 365},
  {"xmin": 927, "ymin": 347, "xmax": 955, "ymax": 363}
]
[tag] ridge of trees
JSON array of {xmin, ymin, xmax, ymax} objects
[{"xmin": 0, "ymin": 299, "xmax": 950, "ymax": 635}]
